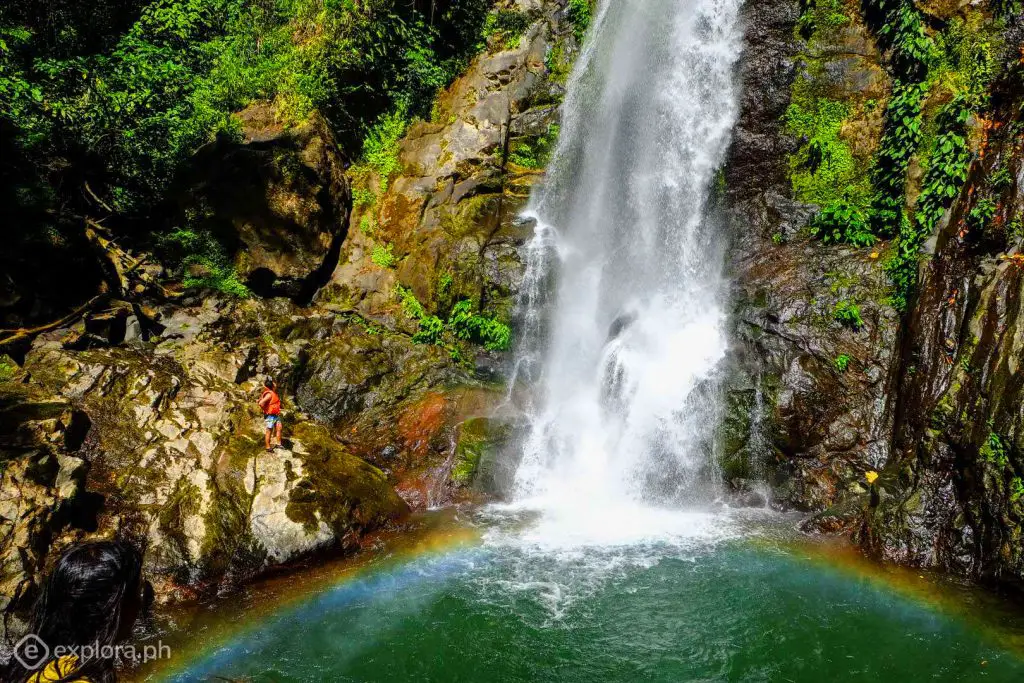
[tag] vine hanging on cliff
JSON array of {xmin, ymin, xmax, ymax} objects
[
  {"xmin": 869, "ymin": 81, "xmax": 928, "ymax": 236},
  {"xmin": 885, "ymin": 95, "xmax": 972, "ymax": 311}
]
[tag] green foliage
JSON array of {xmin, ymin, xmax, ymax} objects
[
  {"xmin": 482, "ymin": 10, "xmax": 531, "ymax": 49},
  {"xmin": 508, "ymin": 124, "xmax": 560, "ymax": 169},
  {"xmin": 352, "ymin": 187, "xmax": 376, "ymax": 208},
  {"xmin": 981, "ymin": 431, "xmax": 1009, "ymax": 468},
  {"xmin": 568, "ymin": 0, "xmax": 592, "ymax": 43},
  {"xmin": 809, "ymin": 200, "xmax": 876, "ymax": 247},
  {"xmin": 834, "ymin": 354, "xmax": 852, "ymax": 372},
  {"xmin": 2, "ymin": 0, "xmax": 493, "ymax": 294},
  {"xmin": 869, "ymin": 81, "xmax": 927, "ymax": 236},
  {"xmin": 359, "ymin": 213, "xmax": 378, "ymax": 236},
  {"xmin": 879, "ymin": 91, "xmax": 971, "ymax": 311},
  {"xmin": 967, "ymin": 198, "xmax": 997, "ymax": 232},
  {"xmin": 796, "ymin": 0, "xmax": 850, "ymax": 39},
  {"xmin": 447, "ymin": 299, "xmax": 512, "ymax": 351},
  {"xmin": 157, "ymin": 228, "xmax": 250, "ymax": 298},
  {"xmin": 544, "ymin": 38, "xmax": 572, "ymax": 85},
  {"xmin": 833, "ymin": 300, "xmax": 865, "ymax": 330},
  {"xmin": 438, "ymin": 272, "xmax": 453, "ymax": 296},
  {"xmin": 990, "ymin": 165, "xmax": 1013, "ymax": 192},
  {"xmin": 931, "ymin": 15, "xmax": 1002, "ymax": 108},
  {"xmin": 914, "ymin": 97, "xmax": 971, "ymax": 232},
  {"xmin": 371, "ymin": 242, "xmax": 397, "ymax": 268},
  {"xmin": 876, "ymin": 0, "xmax": 934, "ymax": 82},
  {"xmin": 360, "ymin": 109, "xmax": 407, "ymax": 192},
  {"xmin": 396, "ymin": 287, "xmax": 511, "ymax": 352},
  {"xmin": 396, "ymin": 284, "xmax": 426, "ymax": 320},
  {"xmin": 785, "ymin": 91, "xmax": 868, "ymax": 206},
  {"xmin": 1009, "ymin": 217, "xmax": 1024, "ymax": 244},
  {"xmin": 859, "ymin": 2, "xmax": 1002, "ymax": 313},
  {"xmin": 1010, "ymin": 477, "xmax": 1024, "ymax": 504},
  {"xmin": 795, "ymin": 0, "xmax": 1001, "ymax": 315},
  {"xmin": 412, "ymin": 314, "xmax": 444, "ymax": 345},
  {"xmin": 0, "ymin": 357, "xmax": 17, "ymax": 382}
]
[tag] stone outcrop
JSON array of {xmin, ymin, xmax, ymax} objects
[
  {"xmin": 1, "ymin": 2, "xmax": 577, "ymax": 633},
  {"xmin": 176, "ymin": 103, "xmax": 351, "ymax": 301},
  {"xmin": 325, "ymin": 0, "xmax": 574, "ymax": 326},
  {"xmin": 0, "ymin": 375, "xmax": 91, "ymax": 621},
  {"xmin": 722, "ymin": 0, "xmax": 1024, "ymax": 587},
  {"xmin": 2, "ymin": 298, "xmax": 408, "ymax": 613}
]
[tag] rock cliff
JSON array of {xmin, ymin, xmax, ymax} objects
[
  {"xmin": 0, "ymin": 0, "xmax": 577, "ymax": 634},
  {"xmin": 722, "ymin": 0, "xmax": 1023, "ymax": 585}
]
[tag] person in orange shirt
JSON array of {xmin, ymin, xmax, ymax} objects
[{"xmin": 258, "ymin": 377, "xmax": 283, "ymax": 452}]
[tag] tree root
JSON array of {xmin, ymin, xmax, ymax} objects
[
  {"xmin": 0, "ymin": 218, "xmax": 179, "ymax": 353},
  {"xmin": 0, "ymin": 295, "xmax": 108, "ymax": 351}
]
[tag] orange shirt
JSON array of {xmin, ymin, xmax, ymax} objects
[{"xmin": 261, "ymin": 388, "xmax": 281, "ymax": 415}]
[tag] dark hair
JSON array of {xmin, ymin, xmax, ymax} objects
[
  {"xmin": 264, "ymin": 377, "xmax": 275, "ymax": 389},
  {"xmin": 5, "ymin": 541, "xmax": 143, "ymax": 683}
]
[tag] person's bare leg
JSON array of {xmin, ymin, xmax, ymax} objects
[
  {"xmin": 275, "ymin": 422, "xmax": 283, "ymax": 448},
  {"xmin": 265, "ymin": 427, "xmax": 272, "ymax": 451}
]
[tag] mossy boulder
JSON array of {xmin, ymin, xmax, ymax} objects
[
  {"xmin": 175, "ymin": 102, "xmax": 350, "ymax": 299},
  {"xmin": 0, "ymin": 374, "xmax": 90, "ymax": 624},
  {"xmin": 292, "ymin": 326, "xmax": 455, "ymax": 426},
  {"xmin": 8, "ymin": 298, "xmax": 411, "ymax": 606},
  {"xmin": 452, "ymin": 417, "xmax": 514, "ymax": 491}
]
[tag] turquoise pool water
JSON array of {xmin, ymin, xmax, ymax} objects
[{"xmin": 148, "ymin": 509, "xmax": 1024, "ymax": 682}]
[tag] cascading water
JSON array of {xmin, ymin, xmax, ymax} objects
[
  {"xmin": 509, "ymin": 0, "xmax": 745, "ymax": 525},
  {"xmin": 157, "ymin": 6, "xmax": 1024, "ymax": 678}
]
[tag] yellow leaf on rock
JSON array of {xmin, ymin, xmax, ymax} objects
[{"xmin": 865, "ymin": 470, "xmax": 879, "ymax": 484}]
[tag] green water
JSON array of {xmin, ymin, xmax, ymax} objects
[{"xmin": 153, "ymin": 510, "xmax": 1024, "ymax": 682}]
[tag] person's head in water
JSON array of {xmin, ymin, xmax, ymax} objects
[{"xmin": 6, "ymin": 540, "xmax": 145, "ymax": 683}]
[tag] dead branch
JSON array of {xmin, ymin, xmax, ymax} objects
[
  {"xmin": 83, "ymin": 181, "xmax": 113, "ymax": 214},
  {"xmin": 0, "ymin": 295, "xmax": 108, "ymax": 351}
]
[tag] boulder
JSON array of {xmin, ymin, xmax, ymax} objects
[
  {"xmin": 0, "ymin": 379, "xmax": 91, "ymax": 619},
  {"xmin": 6, "ymin": 298, "xmax": 408, "ymax": 608},
  {"xmin": 176, "ymin": 103, "xmax": 350, "ymax": 300}
]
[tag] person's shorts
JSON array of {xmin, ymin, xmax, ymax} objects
[{"xmin": 264, "ymin": 414, "xmax": 281, "ymax": 430}]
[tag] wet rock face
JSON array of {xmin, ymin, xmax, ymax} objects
[
  {"xmin": 862, "ymin": 90, "xmax": 1024, "ymax": 583},
  {"xmin": 721, "ymin": 0, "xmax": 898, "ymax": 512},
  {"xmin": 724, "ymin": 0, "xmax": 801, "ymax": 222},
  {"xmin": 328, "ymin": 0, "xmax": 573, "ymax": 323},
  {"xmin": 293, "ymin": 330, "xmax": 455, "ymax": 426},
  {"xmin": 727, "ymin": 240, "xmax": 900, "ymax": 511},
  {"xmin": 723, "ymin": 0, "xmax": 1024, "ymax": 589}
]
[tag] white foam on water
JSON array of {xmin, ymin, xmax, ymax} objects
[{"xmin": 475, "ymin": 502, "xmax": 745, "ymax": 624}]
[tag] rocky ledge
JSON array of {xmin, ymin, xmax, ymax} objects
[{"xmin": 0, "ymin": 0, "xmax": 576, "ymax": 638}]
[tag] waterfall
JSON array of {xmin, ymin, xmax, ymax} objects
[{"xmin": 510, "ymin": 0, "xmax": 745, "ymax": 517}]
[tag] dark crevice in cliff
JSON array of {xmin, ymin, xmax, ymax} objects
[{"xmin": 295, "ymin": 185, "xmax": 352, "ymax": 307}]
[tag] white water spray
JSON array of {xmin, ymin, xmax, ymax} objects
[{"xmin": 508, "ymin": 0, "xmax": 745, "ymax": 532}]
